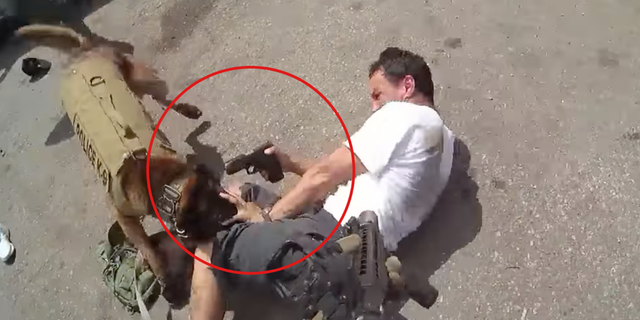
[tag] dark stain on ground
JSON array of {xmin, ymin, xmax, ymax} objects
[
  {"xmin": 490, "ymin": 178, "xmax": 507, "ymax": 190},
  {"xmin": 3, "ymin": 164, "xmax": 10, "ymax": 173},
  {"xmin": 431, "ymin": 48, "xmax": 446, "ymax": 66},
  {"xmin": 153, "ymin": 0, "xmax": 218, "ymax": 53},
  {"xmin": 444, "ymin": 37, "xmax": 463, "ymax": 49},
  {"xmin": 622, "ymin": 130, "xmax": 640, "ymax": 141},
  {"xmin": 597, "ymin": 48, "xmax": 619, "ymax": 68},
  {"xmin": 349, "ymin": 1, "xmax": 364, "ymax": 11}
]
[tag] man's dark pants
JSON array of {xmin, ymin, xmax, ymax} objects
[{"xmin": 211, "ymin": 183, "xmax": 348, "ymax": 294}]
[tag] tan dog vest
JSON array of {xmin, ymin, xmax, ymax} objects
[{"xmin": 60, "ymin": 56, "xmax": 173, "ymax": 216}]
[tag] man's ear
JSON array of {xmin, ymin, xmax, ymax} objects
[{"xmin": 402, "ymin": 75, "xmax": 416, "ymax": 98}]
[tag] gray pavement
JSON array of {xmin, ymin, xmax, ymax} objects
[{"xmin": 1, "ymin": 0, "xmax": 640, "ymax": 319}]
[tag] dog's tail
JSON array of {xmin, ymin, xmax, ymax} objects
[{"xmin": 15, "ymin": 24, "xmax": 91, "ymax": 52}]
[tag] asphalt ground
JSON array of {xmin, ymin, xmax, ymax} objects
[{"xmin": 1, "ymin": 0, "xmax": 639, "ymax": 319}]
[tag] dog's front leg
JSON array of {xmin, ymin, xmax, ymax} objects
[{"xmin": 113, "ymin": 209, "xmax": 167, "ymax": 282}]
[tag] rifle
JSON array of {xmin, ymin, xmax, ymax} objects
[
  {"xmin": 346, "ymin": 210, "xmax": 402, "ymax": 320},
  {"xmin": 346, "ymin": 211, "xmax": 438, "ymax": 320},
  {"xmin": 306, "ymin": 210, "xmax": 438, "ymax": 320}
]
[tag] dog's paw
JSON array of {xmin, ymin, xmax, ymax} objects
[{"xmin": 173, "ymin": 103, "xmax": 203, "ymax": 120}]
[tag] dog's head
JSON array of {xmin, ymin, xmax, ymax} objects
[{"xmin": 157, "ymin": 164, "xmax": 236, "ymax": 241}]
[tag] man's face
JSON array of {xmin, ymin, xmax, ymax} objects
[{"xmin": 368, "ymin": 70, "xmax": 411, "ymax": 111}]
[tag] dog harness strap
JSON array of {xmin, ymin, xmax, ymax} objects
[{"xmin": 156, "ymin": 173, "xmax": 192, "ymax": 233}]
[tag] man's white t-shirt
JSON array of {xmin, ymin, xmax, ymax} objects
[{"xmin": 323, "ymin": 101, "xmax": 455, "ymax": 251}]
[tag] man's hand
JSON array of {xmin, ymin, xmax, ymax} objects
[
  {"xmin": 259, "ymin": 146, "xmax": 312, "ymax": 179},
  {"xmin": 261, "ymin": 146, "xmax": 295, "ymax": 175},
  {"xmin": 219, "ymin": 190, "xmax": 265, "ymax": 225}
]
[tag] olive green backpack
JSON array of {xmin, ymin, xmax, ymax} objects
[{"xmin": 96, "ymin": 222, "xmax": 162, "ymax": 317}]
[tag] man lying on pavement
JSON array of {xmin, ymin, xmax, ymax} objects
[
  {"xmin": 238, "ymin": 46, "xmax": 456, "ymax": 254},
  {"xmin": 186, "ymin": 46, "xmax": 456, "ymax": 320}
]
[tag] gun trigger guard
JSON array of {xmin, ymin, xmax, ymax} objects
[{"xmin": 246, "ymin": 165, "xmax": 257, "ymax": 175}]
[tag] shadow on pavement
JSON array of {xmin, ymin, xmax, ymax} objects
[
  {"xmin": 185, "ymin": 121, "xmax": 226, "ymax": 179},
  {"xmin": 44, "ymin": 113, "xmax": 75, "ymax": 146},
  {"xmin": 393, "ymin": 137, "xmax": 483, "ymax": 309}
]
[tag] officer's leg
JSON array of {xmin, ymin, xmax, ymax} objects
[{"xmin": 215, "ymin": 211, "xmax": 356, "ymax": 320}]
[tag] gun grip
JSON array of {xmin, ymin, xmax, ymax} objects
[{"xmin": 259, "ymin": 151, "xmax": 284, "ymax": 183}]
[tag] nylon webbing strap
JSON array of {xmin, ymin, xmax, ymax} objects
[{"xmin": 134, "ymin": 254, "xmax": 153, "ymax": 320}]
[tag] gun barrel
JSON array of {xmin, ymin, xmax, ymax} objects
[{"xmin": 224, "ymin": 156, "xmax": 247, "ymax": 175}]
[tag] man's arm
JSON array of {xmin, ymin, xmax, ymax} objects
[
  {"xmin": 190, "ymin": 243, "xmax": 226, "ymax": 320},
  {"xmin": 268, "ymin": 146, "xmax": 367, "ymax": 220},
  {"xmin": 286, "ymin": 154, "xmax": 314, "ymax": 177},
  {"xmin": 267, "ymin": 102, "xmax": 416, "ymax": 221}
]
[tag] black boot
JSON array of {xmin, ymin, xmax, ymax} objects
[
  {"xmin": 404, "ymin": 271, "xmax": 439, "ymax": 309},
  {"xmin": 21, "ymin": 57, "xmax": 52, "ymax": 82}
]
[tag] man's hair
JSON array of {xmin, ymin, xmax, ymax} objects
[{"xmin": 368, "ymin": 47, "xmax": 434, "ymax": 100}]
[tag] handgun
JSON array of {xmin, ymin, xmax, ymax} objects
[{"xmin": 224, "ymin": 141, "xmax": 285, "ymax": 183}]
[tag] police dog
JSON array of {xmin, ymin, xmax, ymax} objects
[{"xmin": 16, "ymin": 24, "xmax": 236, "ymax": 285}]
